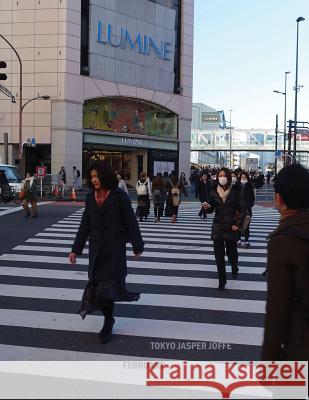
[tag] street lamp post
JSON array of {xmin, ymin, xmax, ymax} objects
[
  {"xmin": 0, "ymin": 34, "xmax": 22, "ymax": 172},
  {"xmin": 0, "ymin": 35, "xmax": 51, "ymax": 177},
  {"xmin": 293, "ymin": 16, "xmax": 305, "ymax": 162},
  {"xmin": 273, "ymin": 71, "xmax": 290, "ymax": 162},
  {"xmin": 20, "ymin": 95, "xmax": 50, "ymax": 176}
]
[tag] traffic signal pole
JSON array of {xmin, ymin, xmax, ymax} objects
[{"xmin": 0, "ymin": 34, "xmax": 23, "ymax": 176}]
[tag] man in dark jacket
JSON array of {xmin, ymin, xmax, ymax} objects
[{"xmin": 262, "ymin": 164, "xmax": 309, "ymax": 361}]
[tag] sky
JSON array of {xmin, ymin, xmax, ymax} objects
[{"xmin": 193, "ymin": 0, "xmax": 309, "ymax": 129}]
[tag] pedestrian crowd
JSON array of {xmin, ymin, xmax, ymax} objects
[{"xmin": 4, "ymin": 158, "xmax": 306, "ymax": 360}]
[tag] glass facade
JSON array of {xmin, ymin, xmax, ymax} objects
[
  {"xmin": 83, "ymin": 148, "xmax": 132, "ymax": 180},
  {"xmin": 83, "ymin": 97, "xmax": 177, "ymax": 138}
]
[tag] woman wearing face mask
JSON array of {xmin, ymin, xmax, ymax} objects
[
  {"xmin": 204, "ymin": 168, "xmax": 246, "ymax": 290},
  {"xmin": 238, "ymin": 171, "xmax": 255, "ymax": 248}
]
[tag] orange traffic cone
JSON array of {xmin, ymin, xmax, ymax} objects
[
  {"xmin": 53, "ymin": 185, "xmax": 59, "ymax": 198},
  {"xmin": 70, "ymin": 187, "xmax": 77, "ymax": 202}
]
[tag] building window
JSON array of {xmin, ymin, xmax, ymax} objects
[{"xmin": 83, "ymin": 97, "xmax": 177, "ymax": 139}]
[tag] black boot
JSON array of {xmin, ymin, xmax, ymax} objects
[
  {"xmin": 232, "ymin": 266, "xmax": 239, "ymax": 279},
  {"xmin": 99, "ymin": 317, "xmax": 115, "ymax": 343},
  {"xmin": 98, "ymin": 300, "xmax": 115, "ymax": 343}
]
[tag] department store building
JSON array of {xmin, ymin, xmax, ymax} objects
[{"xmin": 0, "ymin": 0, "xmax": 194, "ymax": 185}]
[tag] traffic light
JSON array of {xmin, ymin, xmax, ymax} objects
[{"xmin": 0, "ymin": 61, "xmax": 7, "ymax": 81}]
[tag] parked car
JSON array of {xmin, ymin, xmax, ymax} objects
[{"xmin": 0, "ymin": 164, "xmax": 22, "ymax": 192}]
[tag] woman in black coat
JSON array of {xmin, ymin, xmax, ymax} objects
[
  {"xmin": 69, "ymin": 161, "xmax": 144, "ymax": 343},
  {"xmin": 204, "ymin": 168, "xmax": 246, "ymax": 290},
  {"xmin": 197, "ymin": 173, "xmax": 211, "ymax": 219},
  {"xmin": 238, "ymin": 171, "xmax": 255, "ymax": 248}
]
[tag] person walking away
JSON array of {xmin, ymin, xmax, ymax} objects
[
  {"xmin": 58, "ymin": 166, "xmax": 66, "ymax": 199},
  {"xmin": 117, "ymin": 173, "xmax": 129, "ymax": 195},
  {"xmin": 180, "ymin": 172, "xmax": 188, "ymax": 188},
  {"xmin": 266, "ymin": 171, "xmax": 271, "ymax": 186},
  {"xmin": 73, "ymin": 166, "xmax": 81, "ymax": 190},
  {"xmin": 262, "ymin": 164, "xmax": 309, "ymax": 361},
  {"xmin": 166, "ymin": 173, "xmax": 188, "ymax": 224},
  {"xmin": 204, "ymin": 168, "xmax": 246, "ymax": 290},
  {"xmin": 238, "ymin": 171, "xmax": 255, "ymax": 248},
  {"xmin": 162, "ymin": 172, "xmax": 171, "ymax": 217},
  {"xmin": 69, "ymin": 161, "xmax": 144, "ymax": 344},
  {"xmin": 136, "ymin": 172, "xmax": 151, "ymax": 222},
  {"xmin": 22, "ymin": 172, "xmax": 38, "ymax": 218},
  {"xmin": 151, "ymin": 173, "xmax": 165, "ymax": 223},
  {"xmin": 197, "ymin": 173, "xmax": 211, "ymax": 219}
]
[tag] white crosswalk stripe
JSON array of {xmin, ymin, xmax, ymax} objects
[{"xmin": 0, "ymin": 203, "xmax": 278, "ymax": 360}]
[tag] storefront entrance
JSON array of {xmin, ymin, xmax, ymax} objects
[{"xmin": 82, "ymin": 147, "xmax": 131, "ymax": 180}]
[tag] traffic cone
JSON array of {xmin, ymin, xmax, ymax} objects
[
  {"xmin": 70, "ymin": 187, "xmax": 77, "ymax": 202},
  {"xmin": 53, "ymin": 185, "xmax": 59, "ymax": 198}
]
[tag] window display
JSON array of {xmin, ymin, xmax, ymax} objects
[{"xmin": 83, "ymin": 97, "xmax": 177, "ymax": 139}]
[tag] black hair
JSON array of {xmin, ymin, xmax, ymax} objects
[
  {"xmin": 240, "ymin": 171, "xmax": 250, "ymax": 181},
  {"xmin": 163, "ymin": 172, "xmax": 169, "ymax": 177},
  {"xmin": 274, "ymin": 164, "xmax": 309, "ymax": 210},
  {"xmin": 217, "ymin": 167, "xmax": 232, "ymax": 187},
  {"xmin": 86, "ymin": 160, "xmax": 118, "ymax": 190}
]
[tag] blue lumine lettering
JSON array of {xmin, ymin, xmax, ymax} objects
[{"xmin": 97, "ymin": 21, "xmax": 171, "ymax": 61}]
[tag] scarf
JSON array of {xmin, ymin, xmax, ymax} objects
[
  {"xmin": 217, "ymin": 185, "xmax": 231, "ymax": 203},
  {"xmin": 95, "ymin": 189, "xmax": 110, "ymax": 207}
]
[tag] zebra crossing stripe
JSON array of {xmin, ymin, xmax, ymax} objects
[
  {"xmin": 0, "ymin": 284, "xmax": 265, "ymax": 313},
  {"xmin": 0, "ymin": 309, "xmax": 263, "ymax": 346}
]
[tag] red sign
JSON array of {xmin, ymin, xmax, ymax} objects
[
  {"xmin": 36, "ymin": 166, "xmax": 46, "ymax": 177},
  {"xmin": 297, "ymin": 133, "xmax": 309, "ymax": 141}
]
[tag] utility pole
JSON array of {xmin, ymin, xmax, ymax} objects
[{"xmin": 275, "ymin": 114, "xmax": 278, "ymax": 174}]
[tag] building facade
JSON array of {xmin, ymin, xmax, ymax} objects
[{"xmin": 0, "ymin": 0, "xmax": 194, "ymax": 185}]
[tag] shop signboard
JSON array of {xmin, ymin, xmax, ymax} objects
[{"xmin": 88, "ymin": 0, "xmax": 176, "ymax": 92}]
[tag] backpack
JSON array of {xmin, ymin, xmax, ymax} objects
[
  {"xmin": 76, "ymin": 170, "xmax": 80, "ymax": 178},
  {"xmin": 169, "ymin": 180, "xmax": 180, "ymax": 206},
  {"xmin": 136, "ymin": 180, "xmax": 148, "ymax": 196}
]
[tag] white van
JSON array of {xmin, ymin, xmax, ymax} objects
[{"xmin": 0, "ymin": 164, "xmax": 23, "ymax": 192}]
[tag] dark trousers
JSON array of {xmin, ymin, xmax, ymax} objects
[
  {"xmin": 101, "ymin": 299, "xmax": 114, "ymax": 320},
  {"xmin": 213, "ymin": 239, "xmax": 238, "ymax": 285},
  {"xmin": 239, "ymin": 224, "xmax": 250, "ymax": 242},
  {"xmin": 154, "ymin": 206, "xmax": 163, "ymax": 219},
  {"xmin": 171, "ymin": 204, "xmax": 179, "ymax": 217}
]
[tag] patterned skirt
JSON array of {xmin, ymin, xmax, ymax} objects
[{"xmin": 79, "ymin": 279, "xmax": 140, "ymax": 319}]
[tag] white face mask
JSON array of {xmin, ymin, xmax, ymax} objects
[
  {"xmin": 218, "ymin": 176, "xmax": 228, "ymax": 186},
  {"xmin": 241, "ymin": 179, "xmax": 248, "ymax": 185},
  {"xmin": 231, "ymin": 177, "xmax": 237, "ymax": 185}
]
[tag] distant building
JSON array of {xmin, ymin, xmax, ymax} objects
[{"xmin": 191, "ymin": 103, "xmax": 227, "ymax": 165}]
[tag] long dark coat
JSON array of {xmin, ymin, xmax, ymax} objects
[
  {"xmin": 198, "ymin": 180, "xmax": 211, "ymax": 203},
  {"xmin": 206, "ymin": 184, "xmax": 247, "ymax": 241},
  {"xmin": 239, "ymin": 182, "xmax": 255, "ymax": 215},
  {"xmin": 262, "ymin": 211, "xmax": 309, "ymax": 361},
  {"xmin": 72, "ymin": 188, "xmax": 144, "ymax": 282}
]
